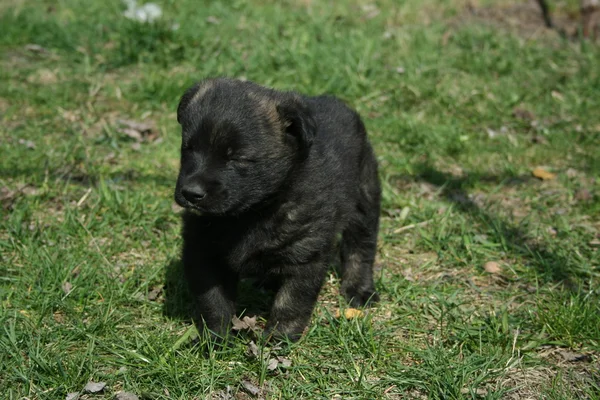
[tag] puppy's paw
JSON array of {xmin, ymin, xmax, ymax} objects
[
  {"xmin": 342, "ymin": 287, "xmax": 380, "ymax": 308},
  {"xmin": 263, "ymin": 320, "xmax": 308, "ymax": 343}
]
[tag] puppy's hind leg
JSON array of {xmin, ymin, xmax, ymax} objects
[{"xmin": 340, "ymin": 149, "xmax": 381, "ymax": 307}]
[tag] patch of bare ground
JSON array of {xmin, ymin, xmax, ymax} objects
[
  {"xmin": 451, "ymin": 0, "xmax": 591, "ymax": 41},
  {"xmin": 491, "ymin": 357, "xmax": 599, "ymax": 399}
]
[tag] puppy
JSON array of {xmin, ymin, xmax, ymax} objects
[{"xmin": 174, "ymin": 78, "xmax": 381, "ymax": 341}]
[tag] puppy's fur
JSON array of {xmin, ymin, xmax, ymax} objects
[{"xmin": 175, "ymin": 78, "xmax": 381, "ymax": 341}]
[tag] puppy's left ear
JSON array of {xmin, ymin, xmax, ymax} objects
[{"xmin": 277, "ymin": 97, "xmax": 317, "ymax": 156}]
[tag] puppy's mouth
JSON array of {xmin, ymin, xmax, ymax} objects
[
  {"xmin": 176, "ymin": 197, "xmax": 206, "ymax": 215},
  {"xmin": 175, "ymin": 195, "xmax": 232, "ymax": 217}
]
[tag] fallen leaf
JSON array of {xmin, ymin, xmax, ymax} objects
[
  {"xmin": 531, "ymin": 135, "xmax": 548, "ymax": 145},
  {"xmin": 566, "ymin": 168, "xmax": 579, "ymax": 178},
  {"xmin": 18, "ymin": 138, "xmax": 36, "ymax": 149},
  {"xmin": 206, "ymin": 16, "xmax": 220, "ymax": 24},
  {"xmin": 84, "ymin": 381, "xmax": 106, "ymax": 393},
  {"xmin": 232, "ymin": 315, "xmax": 258, "ymax": 331},
  {"xmin": 246, "ymin": 341, "xmax": 260, "ymax": 358},
  {"xmin": 277, "ymin": 356, "xmax": 292, "ymax": 369},
  {"xmin": 441, "ymin": 30, "xmax": 452, "ymax": 46},
  {"xmin": 335, "ymin": 308, "xmax": 364, "ymax": 319},
  {"xmin": 266, "ymin": 358, "xmax": 279, "ymax": 371},
  {"xmin": 551, "ymin": 90, "xmax": 564, "ymax": 101},
  {"xmin": 483, "ymin": 261, "xmax": 502, "ymax": 274},
  {"xmin": 25, "ymin": 43, "xmax": 49, "ymax": 54},
  {"xmin": 147, "ymin": 284, "xmax": 163, "ymax": 301},
  {"xmin": 575, "ymin": 188, "xmax": 592, "ymax": 202},
  {"xmin": 117, "ymin": 119, "xmax": 158, "ymax": 143},
  {"xmin": 241, "ymin": 380, "xmax": 261, "ymax": 397},
  {"xmin": 53, "ymin": 311, "xmax": 66, "ymax": 323},
  {"xmin": 589, "ymin": 239, "xmax": 600, "ymax": 247},
  {"xmin": 114, "ymin": 392, "xmax": 140, "ymax": 400},
  {"xmin": 66, "ymin": 393, "xmax": 79, "ymax": 400},
  {"xmin": 122, "ymin": 128, "xmax": 143, "ymax": 141},
  {"xmin": 28, "ymin": 69, "xmax": 57, "ymax": 84},
  {"xmin": 559, "ymin": 350, "xmax": 591, "ymax": 362},
  {"xmin": 62, "ymin": 282, "xmax": 73, "ymax": 294},
  {"xmin": 532, "ymin": 168, "xmax": 556, "ymax": 181},
  {"xmin": 512, "ymin": 106, "xmax": 535, "ymax": 121},
  {"xmin": 212, "ymin": 386, "xmax": 234, "ymax": 400}
]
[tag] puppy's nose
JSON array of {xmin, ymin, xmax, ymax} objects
[{"xmin": 182, "ymin": 184, "xmax": 207, "ymax": 203}]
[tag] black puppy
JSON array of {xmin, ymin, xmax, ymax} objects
[{"xmin": 174, "ymin": 78, "xmax": 381, "ymax": 341}]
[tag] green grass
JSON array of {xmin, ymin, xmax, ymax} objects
[{"xmin": 1, "ymin": 0, "xmax": 599, "ymax": 398}]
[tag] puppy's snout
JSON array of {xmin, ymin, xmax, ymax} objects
[{"xmin": 182, "ymin": 183, "xmax": 207, "ymax": 203}]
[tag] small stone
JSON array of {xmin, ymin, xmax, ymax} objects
[{"xmin": 483, "ymin": 261, "xmax": 502, "ymax": 274}]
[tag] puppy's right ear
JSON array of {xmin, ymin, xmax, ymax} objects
[
  {"xmin": 276, "ymin": 97, "xmax": 317, "ymax": 157},
  {"xmin": 177, "ymin": 83, "xmax": 202, "ymax": 125}
]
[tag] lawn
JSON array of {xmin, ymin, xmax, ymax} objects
[{"xmin": 1, "ymin": 0, "xmax": 599, "ymax": 398}]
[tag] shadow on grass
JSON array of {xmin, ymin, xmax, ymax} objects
[
  {"xmin": 413, "ymin": 161, "xmax": 589, "ymax": 286},
  {"xmin": 162, "ymin": 258, "xmax": 276, "ymax": 324}
]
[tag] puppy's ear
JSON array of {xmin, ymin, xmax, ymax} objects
[
  {"xmin": 276, "ymin": 97, "xmax": 317, "ymax": 156},
  {"xmin": 177, "ymin": 83, "xmax": 202, "ymax": 125}
]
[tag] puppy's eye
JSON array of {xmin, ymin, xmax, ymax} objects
[{"xmin": 228, "ymin": 155, "xmax": 255, "ymax": 165}]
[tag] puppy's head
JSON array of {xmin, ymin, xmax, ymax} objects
[{"xmin": 174, "ymin": 78, "xmax": 316, "ymax": 215}]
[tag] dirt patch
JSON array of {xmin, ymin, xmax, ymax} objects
[
  {"xmin": 452, "ymin": 0, "xmax": 588, "ymax": 41},
  {"xmin": 492, "ymin": 361, "xmax": 599, "ymax": 398}
]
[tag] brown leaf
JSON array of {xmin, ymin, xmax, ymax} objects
[
  {"xmin": 559, "ymin": 350, "xmax": 591, "ymax": 362},
  {"xmin": 575, "ymin": 188, "xmax": 592, "ymax": 202},
  {"xmin": 1, "ymin": 187, "xmax": 17, "ymax": 209},
  {"xmin": 25, "ymin": 43, "xmax": 50, "ymax": 54},
  {"xmin": 53, "ymin": 311, "xmax": 66, "ymax": 323},
  {"xmin": 232, "ymin": 315, "xmax": 258, "ymax": 331},
  {"xmin": 117, "ymin": 119, "xmax": 158, "ymax": 142},
  {"xmin": 147, "ymin": 285, "xmax": 163, "ymax": 301},
  {"xmin": 483, "ymin": 261, "xmax": 502, "ymax": 274},
  {"xmin": 240, "ymin": 380, "xmax": 261, "ymax": 397},
  {"xmin": 84, "ymin": 381, "xmax": 106, "ymax": 393},
  {"xmin": 532, "ymin": 168, "xmax": 556, "ymax": 181},
  {"xmin": 122, "ymin": 128, "xmax": 143, "ymax": 141},
  {"xmin": 512, "ymin": 106, "xmax": 535, "ymax": 121},
  {"xmin": 62, "ymin": 282, "xmax": 73, "ymax": 294}
]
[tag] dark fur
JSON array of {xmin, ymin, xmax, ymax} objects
[{"xmin": 174, "ymin": 78, "xmax": 381, "ymax": 341}]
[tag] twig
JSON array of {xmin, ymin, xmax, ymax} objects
[
  {"xmin": 76, "ymin": 187, "xmax": 93, "ymax": 207},
  {"xmin": 393, "ymin": 219, "xmax": 432, "ymax": 234}
]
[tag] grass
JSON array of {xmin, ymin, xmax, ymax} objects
[{"xmin": 1, "ymin": 0, "xmax": 599, "ymax": 398}]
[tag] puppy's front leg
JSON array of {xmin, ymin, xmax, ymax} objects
[
  {"xmin": 265, "ymin": 264, "xmax": 327, "ymax": 341},
  {"xmin": 184, "ymin": 255, "xmax": 237, "ymax": 338}
]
